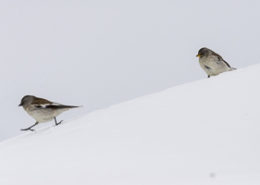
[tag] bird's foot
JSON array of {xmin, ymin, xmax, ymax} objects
[
  {"xmin": 55, "ymin": 120, "xmax": 63, "ymax": 126},
  {"xmin": 21, "ymin": 128, "xmax": 35, "ymax": 132}
]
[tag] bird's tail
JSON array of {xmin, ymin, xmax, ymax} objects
[
  {"xmin": 46, "ymin": 105, "xmax": 81, "ymax": 109},
  {"xmin": 63, "ymin": 105, "xmax": 81, "ymax": 109},
  {"xmin": 229, "ymin": 67, "xmax": 237, "ymax": 71}
]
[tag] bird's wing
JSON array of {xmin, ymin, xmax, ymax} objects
[
  {"xmin": 221, "ymin": 59, "xmax": 232, "ymax": 68},
  {"xmin": 31, "ymin": 97, "xmax": 52, "ymax": 105},
  {"xmin": 212, "ymin": 51, "xmax": 232, "ymax": 68},
  {"xmin": 31, "ymin": 97, "xmax": 79, "ymax": 109},
  {"xmin": 45, "ymin": 104, "xmax": 79, "ymax": 109},
  {"xmin": 33, "ymin": 102, "xmax": 78, "ymax": 109}
]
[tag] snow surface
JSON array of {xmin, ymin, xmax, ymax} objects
[
  {"xmin": 0, "ymin": 65, "xmax": 260, "ymax": 185},
  {"xmin": 1, "ymin": 0, "xmax": 259, "ymax": 141}
]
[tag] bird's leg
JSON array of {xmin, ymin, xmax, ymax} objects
[
  {"xmin": 208, "ymin": 75, "xmax": 210, "ymax": 78},
  {"xmin": 54, "ymin": 117, "xmax": 63, "ymax": 126},
  {"xmin": 21, "ymin": 122, "xmax": 39, "ymax": 131}
]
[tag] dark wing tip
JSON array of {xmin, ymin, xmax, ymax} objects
[
  {"xmin": 222, "ymin": 59, "xmax": 231, "ymax": 68},
  {"xmin": 46, "ymin": 104, "xmax": 81, "ymax": 109}
]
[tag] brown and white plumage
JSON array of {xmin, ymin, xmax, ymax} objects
[
  {"xmin": 19, "ymin": 95, "xmax": 79, "ymax": 131},
  {"xmin": 196, "ymin": 47, "xmax": 236, "ymax": 78}
]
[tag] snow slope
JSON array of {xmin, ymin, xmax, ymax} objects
[{"xmin": 0, "ymin": 65, "xmax": 260, "ymax": 185}]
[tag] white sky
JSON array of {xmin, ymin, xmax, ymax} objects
[{"xmin": 0, "ymin": 0, "xmax": 259, "ymax": 140}]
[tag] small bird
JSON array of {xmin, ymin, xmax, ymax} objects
[
  {"xmin": 196, "ymin": 47, "xmax": 236, "ymax": 78},
  {"xmin": 19, "ymin": 95, "xmax": 79, "ymax": 131}
]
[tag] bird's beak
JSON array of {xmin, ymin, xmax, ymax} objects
[
  {"xmin": 196, "ymin": 54, "xmax": 201, "ymax": 58},
  {"xmin": 18, "ymin": 103, "xmax": 22, "ymax": 107}
]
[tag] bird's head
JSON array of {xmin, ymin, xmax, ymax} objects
[
  {"xmin": 196, "ymin": 47, "xmax": 211, "ymax": 58},
  {"xmin": 19, "ymin": 95, "xmax": 35, "ymax": 107}
]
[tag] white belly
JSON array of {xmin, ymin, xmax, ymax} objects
[
  {"xmin": 25, "ymin": 107, "xmax": 69, "ymax": 123},
  {"xmin": 199, "ymin": 56, "xmax": 231, "ymax": 76}
]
